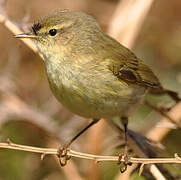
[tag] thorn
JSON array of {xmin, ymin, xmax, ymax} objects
[
  {"xmin": 139, "ymin": 163, "xmax": 145, "ymax": 176},
  {"xmin": 174, "ymin": 153, "xmax": 178, "ymax": 158},
  {"xmin": 174, "ymin": 153, "xmax": 181, "ymax": 160},
  {"xmin": 7, "ymin": 138, "xmax": 12, "ymax": 145},
  {"xmin": 41, "ymin": 153, "xmax": 46, "ymax": 160}
]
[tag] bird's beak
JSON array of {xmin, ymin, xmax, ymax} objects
[{"xmin": 15, "ymin": 32, "xmax": 38, "ymax": 39}]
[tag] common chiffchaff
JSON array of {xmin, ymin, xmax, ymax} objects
[{"xmin": 15, "ymin": 10, "xmax": 180, "ymax": 166}]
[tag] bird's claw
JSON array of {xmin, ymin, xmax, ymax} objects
[
  {"xmin": 118, "ymin": 153, "xmax": 132, "ymax": 173},
  {"xmin": 57, "ymin": 147, "xmax": 71, "ymax": 166}
]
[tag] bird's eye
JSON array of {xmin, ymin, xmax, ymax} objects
[{"xmin": 49, "ymin": 29, "xmax": 57, "ymax": 36}]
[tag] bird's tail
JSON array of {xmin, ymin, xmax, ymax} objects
[
  {"xmin": 127, "ymin": 129, "xmax": 178, "ymax": 179},
  {"xmin": 149, "ymin": 87, "xmax": 180, "ymax": 103},
  {"xmin": 166, "ymin": 89, "xmax": 181, "ymax": 102}
]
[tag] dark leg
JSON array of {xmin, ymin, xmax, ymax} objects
[
  {"xmin": 120, "ymin": 116, "xmax": 128, "ymax": 153},
  {"xmin": 58, "ymin": 118, "xmax": 100, "ymax": 166},
  {"xmin": 64, "ymin": 118, "xmax": 100, "ymax": 148},
  {"xmin": 118, "ymin": 117, "xmax": 132, "ymax": 173},
  {"xmin": 106, "ymin": 119, "xmax": 158, "ymax": 157}
]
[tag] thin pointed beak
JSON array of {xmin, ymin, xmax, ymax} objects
[{"xmin": 15, "ymin": 32, "xmax": 38, "ymax": 39}]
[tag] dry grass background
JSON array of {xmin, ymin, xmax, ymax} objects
[{"xmin": 0, "ymin": 0, "xmax": 181, "ymax": 179}]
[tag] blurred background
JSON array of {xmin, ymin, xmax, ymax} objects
[{"xmin": 0, "ymin": 0, "xmax": 181, "ymax": 179}]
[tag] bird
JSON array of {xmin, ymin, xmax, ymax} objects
[{"xmin": 15, "ymin": 9, "xmax": 180, "ymax": 168}]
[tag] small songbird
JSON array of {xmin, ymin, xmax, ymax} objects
[{"xmin": 15, "ymin": 9, "xmax": 180, "ymax": 167}]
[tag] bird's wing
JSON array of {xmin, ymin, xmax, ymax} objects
[{"xmin": 109, "ymin": 57, "xmax": 161, "ymax": 88}]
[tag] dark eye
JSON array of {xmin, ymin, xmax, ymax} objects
[{"xmin": 49, "ymin": 29, "xmax": 57, "ymax": 36}]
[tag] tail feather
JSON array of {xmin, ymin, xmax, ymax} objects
[
  {"xmin": 127, "ymin": 129, "xmax": 178, "ymax": 179},
  {"xmin": 149, "ymin": 87, "xmax": 181, "ymax": 102},
  {"xmin": 166, "ymin": 89, "xmax": 181, "ymax": 102},
  {"xmin": 107, "ymin": 119, "xmax": 179, "ymax": 179}
]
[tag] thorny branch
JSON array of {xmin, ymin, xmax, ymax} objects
[{"xmin": 0, "ymin": 140, "xmax": 181, "ymax": 166}]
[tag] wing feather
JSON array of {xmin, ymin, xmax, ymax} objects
[{"xmin": 109, "ymin": 57, "xmax": 161, "ymax": 88}]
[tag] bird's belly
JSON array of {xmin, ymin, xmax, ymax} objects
[
  {"xmin": 48, "ymin": 72, "xmax": 146, "ymax": 118},
  {"xmin": 46, "ymin": 61, "xmax": 147, "ymax": 118}
]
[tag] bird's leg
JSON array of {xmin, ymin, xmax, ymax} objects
[
  {"xmin": 118, "ymin": 116, "xmax": 132, "ymax": 173},
  {"xmin": 121, "ymin": 116, "xmax": 128, "ymax": 154},
  {"xmin": 58, "ymin": 118, "xmax": 100, "ymax": 166}
]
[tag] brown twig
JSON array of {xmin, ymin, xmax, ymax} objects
[
  {"xmin": 145, "ymin": 100, "xmax": 181, "ymax": 129},
  {"xmin": 108, "ymin": 0, "xmax": 154, "ymax": 48},
  {"xmin": 0, "ymin": 89, "xmax": 82, "ymax": 180},
  {"xmin": 147, "ymin": 102, "xmax": 181, "ymax": 141},
  {"xmin": 0, "ymin": 140, "xmax": 181, "ymax": 165},
  {"xmin": 0, "ymin": 5, "xmax": 40, "ymax": 56},
  {"xmin": 149, "ymin": 165, "xmax": 167, "ymax": 180}
]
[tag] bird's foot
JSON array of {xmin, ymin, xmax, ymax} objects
[
  {"xmin": 118, "ymin": 152, "xmax": 132, "ymax": 173},
  {"xmin": 57, "ymin": 146, "xmax": 71, "ymax": 166}
]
